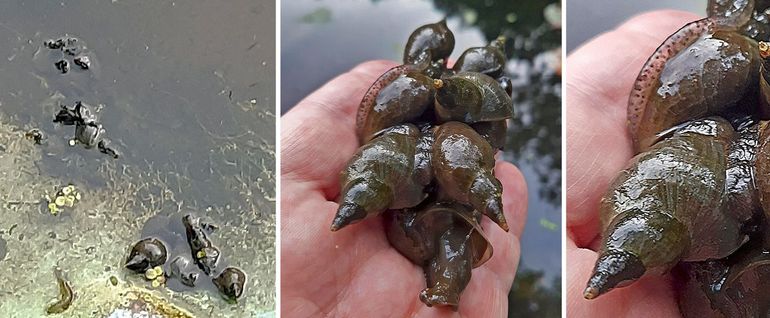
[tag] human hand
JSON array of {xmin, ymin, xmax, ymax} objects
[
  {"xmin": 565, "ymin": 10, "xmax": 701, "ymax": 317},
  {"xmin": 280, "ymin": 60, "xmax": 528, "ymax": 317}
]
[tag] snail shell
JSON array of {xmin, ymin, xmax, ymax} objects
[
  {"xmin": 452, "ymin": 36, "xmax": 507, "ymax": 79},
  {"xmin": 586, "ymin": 117, "xmax": 751, "ymax": 299},
  {"xmin": 628, "ymin": 18, "xmax": 759, "ymax": 152},
  {"xmin": 471, "ymin": 120, "xmax": 507, "ymax": 150},
  {"xmin": 125, "ymin": 237, "xmax": 168, "ymax": 273},
  {"xmin": 431, "ymin": 121, "xmax": 507, "ymax": 231},
  {"xmin": 332, "ymin": 124, "xmax": 431, "ymax": 231},
  {"xmin": 356, "ymin": 70, "xmax": 435, "ymax": 144},
  {"xmin": 182, "ymin": 214, "xmax": 220, "ymax": 275},
  {"xmin": 403, "ymin": 19, "xmax": 455, "ymax": 66},
  {"xmin": 708, "ymin": 0, "xmax": 755, "ymax": 30},
  {"xmin": 434, "ymin": 72, "xmax": 514, "ymax": 124},
  {"xmin": 213, "ymin": 266, "xmax": 246, "ymax": 302}
]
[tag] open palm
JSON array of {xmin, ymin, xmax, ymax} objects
[
  {"xmin": 281, "ymin": 60, "xmax": 528, "ymax": 317},
  {"xmin": 566, "ymin": 11, "xmax": 702, "ymax": 317}
]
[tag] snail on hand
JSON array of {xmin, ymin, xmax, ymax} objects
[
  {"xmin": 628, "ymin": 5, "xmax": 760, "ymax": 152},
  {"xmin": 585, "ymin": 117, "xmax": 755, "ymax": 299}
]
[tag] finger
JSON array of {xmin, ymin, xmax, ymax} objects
[
  {"xmin": 566, "ymin": 10, "xmax": 700, "ymax": 246},
  {"xmin": 281, "ymin": 60, "xmax": 399, "ymax": 197},
  {"xmin": 458, "ymin": 161, "xmax": 528, "ymax": 316},
  {"xmin": 565, "ymin": 239, "xmax": 680, "ymax": 318}
]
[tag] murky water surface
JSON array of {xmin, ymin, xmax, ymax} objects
[{"xmin": 0, "ymin": 1, "xmax": 275, "ymax": 317}]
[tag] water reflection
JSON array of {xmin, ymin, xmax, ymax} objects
[{"xmin": 282, "ymin": 0, "xmax": 561, "ymax": 315}]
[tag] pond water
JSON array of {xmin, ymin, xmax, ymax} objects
[
  {"xmin": 282, "ymin": 0, "xmax": 561, "ymax": 316},
  {"xmin": 0, "ymin": 1, "xmax": 275, "ymax": 317},
  {"xmin": 566, "ymin": 0, "xmax": 703, "ymax": 51}
]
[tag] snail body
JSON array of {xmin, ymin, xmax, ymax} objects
[
  {"xmin": 678, "ymin": 237, "xmax": 770, "ymax": 318},
  {"xmin": 586, "ymin": 117, "xmax": 751, "ymax": 299},
  {"xmin": 385, "ymin": 201, "xmax": 492, "ymax": 310},
  {"xmin": 46, "ymin": 268, "xmax": 74, "ymax": 314}
]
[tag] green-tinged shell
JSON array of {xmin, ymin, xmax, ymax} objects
[
  {"xmin": 586, "ymin": 117, "xmax": 749, "ymax": 300},
  {"xmin": 432, "ymin": 122, "xmax": 507, "ymax": 231},
  {"xmin": 628, "ymin": 19, "xmax": 759, "ymax": 152},
  {"xmin": 471, "ymin": 120, "xmax": 507, "ymax": 150},
  {"xmin": 403, "ymin": 19, "xmax": 455, "ymax": 66},
  {"xmin": 708, "ymin": 0, "xmax": 755, "ymax": 30},
  {"xmin": 452, "ymin": 36, "xmax": 507, "ymax": 78},
  {"xmin": 356, "ymin": 70, "xmax": 435, "ymax": 143},
  {"xmin": 677, "ymin": 237, "xmax": 770, "ymax": 318},
  {"xmin": 332, "ymin": 124, "xmax": 430, "ymax": 231},
  {"xmin": 434, "ymin": 72, "xmax": 513, "ymax": 124}
]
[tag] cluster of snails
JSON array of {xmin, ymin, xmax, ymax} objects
[
  {"xmin": 125, "ymin": 214, "xmax": 246, "ymax": 303},
  {"xmin": 44, "ymin": 36, "xmax": 92, "ymax": 74},
  {"xmin": 583, "ymin": 1, "xmax": 770, "ymax": 316},
  {"xmin": 330, "ymin": 19, "xmax": 514, "ymax": 310},
  {"xmin": 53, "ymin": 101, "xmax": 119, "ymax": 158}
]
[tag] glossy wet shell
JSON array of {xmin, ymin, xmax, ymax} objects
[
  {"xmin": 628, "ymin": 19, "xmax": 760, "ymax": 152},
  {"xmin": 432, "ymin": 122, "xmax": 496, "ymax": 201},
  {"xmin": 356, "ymin": 71, "xmax": 435, "ymax": 144},
  {"xmin": 754, "ymin": 121, "xmax": 770, "ymax": 218},
  {"xmin": 471, "ymin": 120, "xmax": 507, "ymax": 150},
  {"xmin": 432, "ymin": 121, "xmax": 507, "ymax": 231},
  {"xmin": 403, "ymin": 19, "xmax": 455, "ymax": 65},
  {"xmin": 335, "ymin": 124, "xmax": 428, "ymax": 229},
  {"xmin": 356, "ymin": 64, "xmax": 421, "ymax": 143},
  {"xmin": 435, "ymin": 72, "xmax": 513, "ymax": 124},
  {"xmin": 452, "ymin": 38, "xmax": 507, "ymax": 78},
  {"xmin": 602, "ymin": 118, "xmax": 743, "ymax": 263},
  {"xmin": 588, "ymin": 118, "xmax": 748, "ymax": 298}
]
